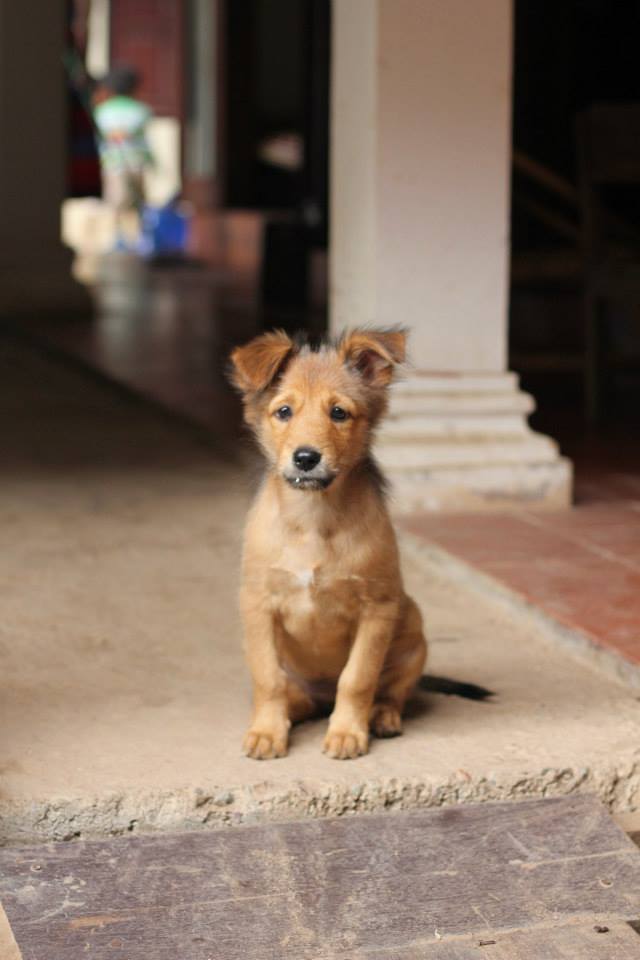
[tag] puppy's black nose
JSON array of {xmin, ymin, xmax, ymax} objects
[{"xmin": 293, "ymin": 447, "xmax": 322, "ymax": 471}]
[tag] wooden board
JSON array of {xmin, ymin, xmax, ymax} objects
[
  {"xmin": 367, "ymin": 922, "xmax": 640, "ymax": 958},
  {"xmin": 1, "ymin": 796, "xmax": 639, "ymax": 959},
  {"xmin": 466, "ymin": 922, "xmax": 640, "ymax": 959}
]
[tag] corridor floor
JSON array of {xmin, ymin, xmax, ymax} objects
[
  {"xmin": 25, "ymin": 257, "xmax": 640, "ymax": 680},
  {"xmin": 1, "ymin": 336, "xmax": 639, "ymax": 845}
]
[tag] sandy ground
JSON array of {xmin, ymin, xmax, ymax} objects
[{"xmin": 1, "ymin": 339, "xmax": 639, "ymax": 844}]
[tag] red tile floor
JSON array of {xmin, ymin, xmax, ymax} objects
[
  {"xmin": 401, "ymin": 501, "xmax": 640, "ymax": 666},
  {"xmin": 15, "ymin": 256, "xmax": 640, "ymax": 673},
  {"xmin": 401, "ymin": 422, "xmax": 640, "ymax": 670}
]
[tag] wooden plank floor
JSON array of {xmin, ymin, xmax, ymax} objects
[{"xmin": 1, "ymin": 797, "xmax": 639, "ymax": 959}]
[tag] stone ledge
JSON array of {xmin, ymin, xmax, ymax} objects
[
  {"xmin": 2, "ymin": 762, "xmax": 639, "ymax": 847},
  {"xmin": 1, "ymin": 532, "xmax": 637, "ymax": 847}
]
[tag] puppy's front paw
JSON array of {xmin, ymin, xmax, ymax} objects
[
  {"xmin": 323, "ymin": 728, "xmax": 368, "ymax": 760},
  {"xmin": 243, "ymin": 728, "xmax": 288, "ymax": 760}
]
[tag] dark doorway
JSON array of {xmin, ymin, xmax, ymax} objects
[
  {"xmin": 510, "ymin": 0, "xmax": 640, "ymax": 450},
  {"xmin": 221, "ymin": 0, "xmax": 330, "ymax": 317},
  {"xmin": 223, "ymin": 0, "xmax": 329, "ymax": 225}
]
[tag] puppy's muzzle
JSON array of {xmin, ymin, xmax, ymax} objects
[{"xmin": 285, "ymin": 446, "xmax": 335, "ymax": 490}]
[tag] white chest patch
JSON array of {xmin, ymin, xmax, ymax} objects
[{"xmin": 297, "ymin": 569, "xmax": 315, "ymax": 588}]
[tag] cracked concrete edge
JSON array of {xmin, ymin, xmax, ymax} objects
[
  {"xmin": 1, "ymin": 761, "xmax": 639, "ymax": 847},
  {"xmin": 398, "ymin": 530, "xmax": 640, "ymax": 692}
]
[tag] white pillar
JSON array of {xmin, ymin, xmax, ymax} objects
[
  {"xmin": 0, "ymin": 1, "xmax": 92, "ymax": 319},
  {"xmin": 330, "ymin": 0, "xmax": 571, "ymax": 511}
]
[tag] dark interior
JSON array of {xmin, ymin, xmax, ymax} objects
[{"xmin": 511, "ymin": 0, "xmax": 640, "ymax": 438}]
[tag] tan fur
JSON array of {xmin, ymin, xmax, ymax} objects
[{"xmin": 229, "ymin": 329, "xmax": 427, "ymax": 759}]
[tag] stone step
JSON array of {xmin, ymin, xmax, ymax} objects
[
  {"xmin": 388, "ymin": 389, "xmax": 535, "ymax": 416},
  {"xmin": 379, "ymin": 370, "xmax": 570, "ymax": 508},
  {"xmin": 381, "ymin": 413, "xmax": 532, "ymax": 440},
  {"xmin": 393, "ymin": 371, "xmax": 520, "ymax": 396},
  {"xmin": 375, "ymin": 431, "xmax": 560, "ymax": 468},
  {"xmin": 383, "ymin": 457, "xmax": 573, "ymax": 511}
]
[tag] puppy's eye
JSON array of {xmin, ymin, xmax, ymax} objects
[
  {"xmin": 274, "ymin": 405, "xmax": 292, "ymax": 421},
  {"xmin": 330, "ymin": 406, "xmax": 349, "ymax": 422}
]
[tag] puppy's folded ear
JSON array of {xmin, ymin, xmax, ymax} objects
[
  {"xmin": 229, "ymin": 330, "xmax": 294, "ymax": 395},
  {"xmin": 339, "ymin": 328, "xmax": 406, "ymax": 386}
]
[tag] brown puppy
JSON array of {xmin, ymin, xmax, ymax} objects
[{"xmin": 229, "ymin": 328, "xmax": 427, "ymax": 760}]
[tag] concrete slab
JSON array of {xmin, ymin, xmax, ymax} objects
[{"xmin": 1, "ymin": 339, "xmax": 639, "ymax": 845}]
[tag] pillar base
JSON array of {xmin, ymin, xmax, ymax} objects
[{"xmin": 376, "ymin": 372, "xmax": 573, "ymax": 513}]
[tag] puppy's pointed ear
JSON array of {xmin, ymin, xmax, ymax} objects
[
  {"xmin": 229, "ymin": 330, "xmax": 294, "ymax": 395},
  {"xmin": 339, "ymin": 328, "xmax": 406, "ymax": 386}
]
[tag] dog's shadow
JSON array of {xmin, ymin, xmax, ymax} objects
[
  {"xmin": 402, "ymin": 691, "xmax": 433, "ymax": 724},
  {"xmin": 292, "ymin": 673, "xmax": 495, "ymax": 745}
]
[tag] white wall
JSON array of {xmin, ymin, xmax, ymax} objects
[
  {"xmin": 331, "ymin": 0, "xmax": 513, "ymax": 373},
  {"xmin": 330, "ymin": 0, "xmax": 378, "ymax": 330}
]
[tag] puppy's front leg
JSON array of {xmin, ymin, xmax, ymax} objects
[
  {"xmin": 241, "ymin": 594, "xmax": 290, "ymax": 760},
  {"xmin": 324, "ymin": 604, "xmax": 396, "ymax": 760}
]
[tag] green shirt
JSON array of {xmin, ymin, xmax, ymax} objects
[{"xmin": 94, "ymin": 96, "xmax": 153, "ymax": 173}]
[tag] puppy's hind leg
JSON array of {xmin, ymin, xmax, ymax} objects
[{"xmin": 371, "ymin": 597, "xmax": 427, "ymax": 739}]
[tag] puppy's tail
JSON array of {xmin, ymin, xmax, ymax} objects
[{"xmin": 419, "ymin": 674, "xmax": 494, "ymax": 702}]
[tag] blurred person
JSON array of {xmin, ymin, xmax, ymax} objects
[{"xmin": 93, "ymin": 65, "xmax": 153, "ymax": 250}]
